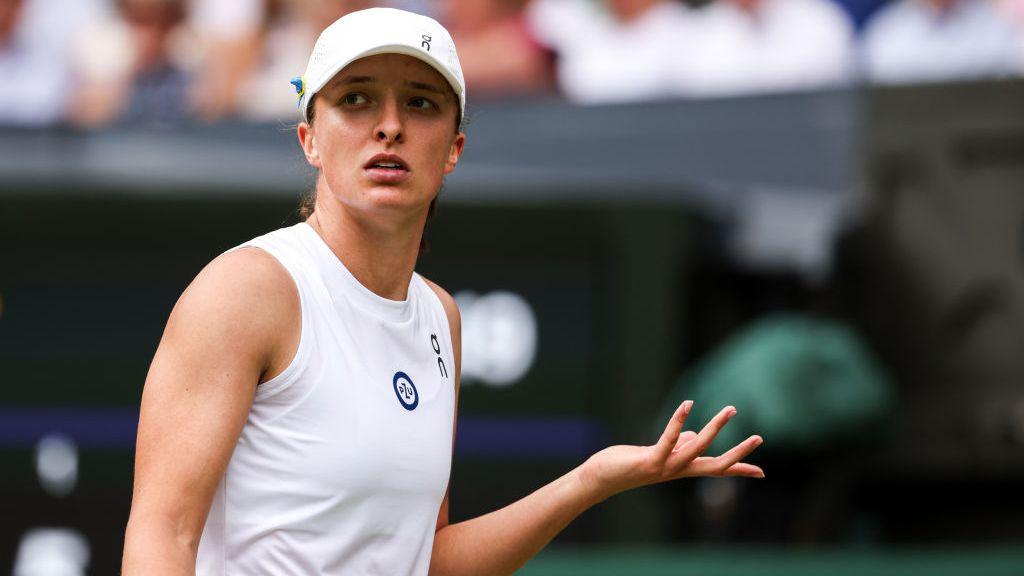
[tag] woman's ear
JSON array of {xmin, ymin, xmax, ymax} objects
[
  {"xmin": 444, "ymin": 132, "xmax": 466, "ymax": 175},
  {"xmin": 297, "ymin": 122, "xmax": 321, "ymax": 168}
]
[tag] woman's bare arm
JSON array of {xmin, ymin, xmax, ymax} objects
[
  {"xmin": 121, "ymin": 248, "xmax": 298, "ymax": 575},
  {"xmin": 425, "ymin": 285, "xmax": 764, "ymax": 576}
]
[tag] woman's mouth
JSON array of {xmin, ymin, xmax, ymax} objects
[
  {"xmin": 363, "ymin": 155, "xmax": 411, "ymax": 185},
  {"xmin": 365, "ymin": 165, "xmax": 410, "ymax": 184}
]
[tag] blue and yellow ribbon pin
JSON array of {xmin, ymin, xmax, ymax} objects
[{"xmin": 290, "ymin": 76, "xmax": 305, "ymax": 108}]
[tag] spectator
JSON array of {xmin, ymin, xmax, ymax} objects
[
  {"xmin": 527, "ymin": 0, "xmax": 854, "ymax": 104},
  {"xmin": 187, "ymin": 0, "xmax": 374, "ymax": 123},
  {"xmin": 70, "ymin": 0, "xmax": 191, "ymax": 128},
  {"xmin": 238, "ymin": 0, "xmax": 376, "ymax": 122},
  {"xmin": 439, "ymin": 0, "xmax": 555, "ymax": 100},
  {"xmin": 185, "ymin": 0, "xmax": 264, "ymax": 121},
  {"xmin": 862, "ymin": 0, "xmax": 1024, "ymax": 84},
  {"xmin": 0, "ymin": 0, "xmax": 102, "ymax": 126},
  {"xmin": 829, "ymin": 0, "xmax": 888, "ymax": 30},
  {"xmin": 526, "ymin": 0, "xmax": 693, "ymax": 104},
  {"xmin": 672, "ymin": 0, "xmax": 856, "ymax": 97},
  {"xmin": 996, "ymin": 0, "xmax": 1024, "ymax": 63}
]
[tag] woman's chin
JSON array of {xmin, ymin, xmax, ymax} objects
[{"xmin": 360, "ymin": 187, "xmax": 432, "ymax": 214}]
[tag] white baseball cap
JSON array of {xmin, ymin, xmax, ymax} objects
[{"xmin": 291, "ymin": 7, "xmax": 466, "ymax": 124}]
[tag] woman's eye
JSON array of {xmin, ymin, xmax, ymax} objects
[
  {"xmin": 409, "ymin": 97, "xmax": 435, "ymax": 110},
  {"xmin": 342, "ymin": 93, "xmax": 367, "ymax": 105}
]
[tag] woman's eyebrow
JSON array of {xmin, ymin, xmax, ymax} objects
[
  {"xmin": 331, "ymin": 76, "xmax": 445, "ymax": 98},
  {"xmin": 335, "ymin": 75, "xmax": 374, "ymax": 87},
  {"xmin": 406, "ymin": 81, "xmax": 445, "ymax": 97}
]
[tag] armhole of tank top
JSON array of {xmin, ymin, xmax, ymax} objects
[
  {"xmin": 418, "ymin": 275, "xmax": 459, "ymax": 377},
  {"xmin": 223, "ymin": 243, "xmax": 311, "ymax": 402}
]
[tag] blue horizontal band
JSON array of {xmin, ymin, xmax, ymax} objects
[{"xmin": 0, "ymin": 406, "xmax": 608, "ymax": 459}]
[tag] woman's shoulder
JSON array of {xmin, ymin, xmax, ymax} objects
[
  {"xmin": 171, "ymin": 246, "xmax": 299, "ymax": 358},
  {"xmin": 202, "ymin": 245, "xmax": 296, "ymax": 302},
  {"xmin": 207, "ymin": 223, "xmax": 313, "ymax": 307}
]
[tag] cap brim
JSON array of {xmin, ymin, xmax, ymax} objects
[{"xmin": 303, "ymin": 44, "xmax": 464, "ymax": 122}]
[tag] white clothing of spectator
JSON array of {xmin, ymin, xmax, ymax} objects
[
  {"xmin": 187, "ymin": 0, "xmax": 263, "ymax": 41},
  {"xmin": 187, "ymin": 0, "xmax": 377, "ymax": 122},
  {"xmin": 236, "ymin": 1, "xmax": 376, "ymax": 122},
  {"xmin": 232, "ymin": 6, "xmax": 317, "ymax": 122},
  {"xmin": 184, "ymin": 0, "xmax": 264, "ymax": 120},
  {"xmin": 70, "ymin": 0, "xmax": 192, "ymax": 128},
  {"xmin": 862, "ymin": 0, "xmax": 1024, "ymax": 84},
  {"xmin": 996, "ymin": 0, "xmax": 1024, "ymax": 65},
  {"xmin": 672, "ymin": 0, "xmax": 857, "ymax": 97},
  {"xmin": 526, "ymin": 0, "xmax": 693, "ymax": 104},
  {"xmin": 0, "ymin": 0, "xmax": 105, "ymax": 126}
]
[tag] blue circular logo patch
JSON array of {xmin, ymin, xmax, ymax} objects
[{"xmin": 392, "ymin": 371, "xmax": 419, "ymax": 411}]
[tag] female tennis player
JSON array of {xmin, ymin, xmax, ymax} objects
[{"xmin": 121, "ymin": 7, "xmax": 764, "ymax": 575}]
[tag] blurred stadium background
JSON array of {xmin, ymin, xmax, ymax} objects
[{"xmin": 3, "ymin": 0, "xmax": 1024, "ymax": 574}]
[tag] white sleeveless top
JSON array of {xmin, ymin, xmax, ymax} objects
[{"xmin": 196, "ymin": 222, "xmax": 456, "ymax": 575}]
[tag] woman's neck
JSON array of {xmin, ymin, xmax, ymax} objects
[{"xmin": 306, "ymin": 201, "xmax": 425, "ymax": 302}]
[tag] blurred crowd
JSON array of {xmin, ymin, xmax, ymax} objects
[{"xmin": 2, "ymin": 0, "xmax": 1024, "ymax": 128}]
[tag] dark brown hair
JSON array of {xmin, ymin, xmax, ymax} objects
[{"xmin": 297, "ymin": 88, "xmax": 464, "ymax": 255}]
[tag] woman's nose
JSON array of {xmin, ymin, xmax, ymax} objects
[{"xmin": 375, "ymin": 98, "xmax": 403, "ymax": 143}]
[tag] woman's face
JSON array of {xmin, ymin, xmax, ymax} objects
[{"xmin": 299, "ymin": 53, "xmax": 464, "ymax": 222}]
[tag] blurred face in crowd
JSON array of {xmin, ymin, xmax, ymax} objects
[
  {"xmin": 606, "ymin": 0, "xmax": 660, "ymax": 22},
  {"xmin": 440, "ymin": 0, "xmax": 512, "ymax": 31},
  {"xmin": 925, "ymin": 0, "xmax": 957, "ymax": 11},
  {"xmin": 298, "ymin": 53, "xmax": 464, "ymax": 224},
  {"xmin": 731, "ymin": 0, "xmax": 763, "ymax": 13},
  {"xmin": 119, "ymin": 0, "xmax": 183, "ymax": 71},
  {"xmin": 293, "ymin": 0, "xmax": 375, "ymax": 31},
  {"xmin": 0, "ymin": 0, "xmax": 25, "ymax": 44}
]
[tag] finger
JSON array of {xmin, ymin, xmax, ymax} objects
[
  {"xmin": 723, "ymin": 462, "xmax": 765, "ymax": 478},
  {"xmin": 654, "ymin": 400, "xmax": 693, "ymax": 460},
  {"xmin": 683, "ymin": 456, "xmax": 763, "ymax": 478},
  {"xmin": 711, "ymin": 435, "xmax": 763, "ymax": 473},
  {"xmin": 670, "ymin": 405, "xmax": 736, "ymax": 465},
  {"xmin": 672, "ymin": 430, "xmax": 698, "ymax": 452},
  {"xmin": 682, "ymin": 434, "xmax": 763, "ymax": 477}
]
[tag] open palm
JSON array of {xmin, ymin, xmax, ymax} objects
[{"xmin": 580, "ymin": 402, "xmax": 764, "ymax": 501}]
